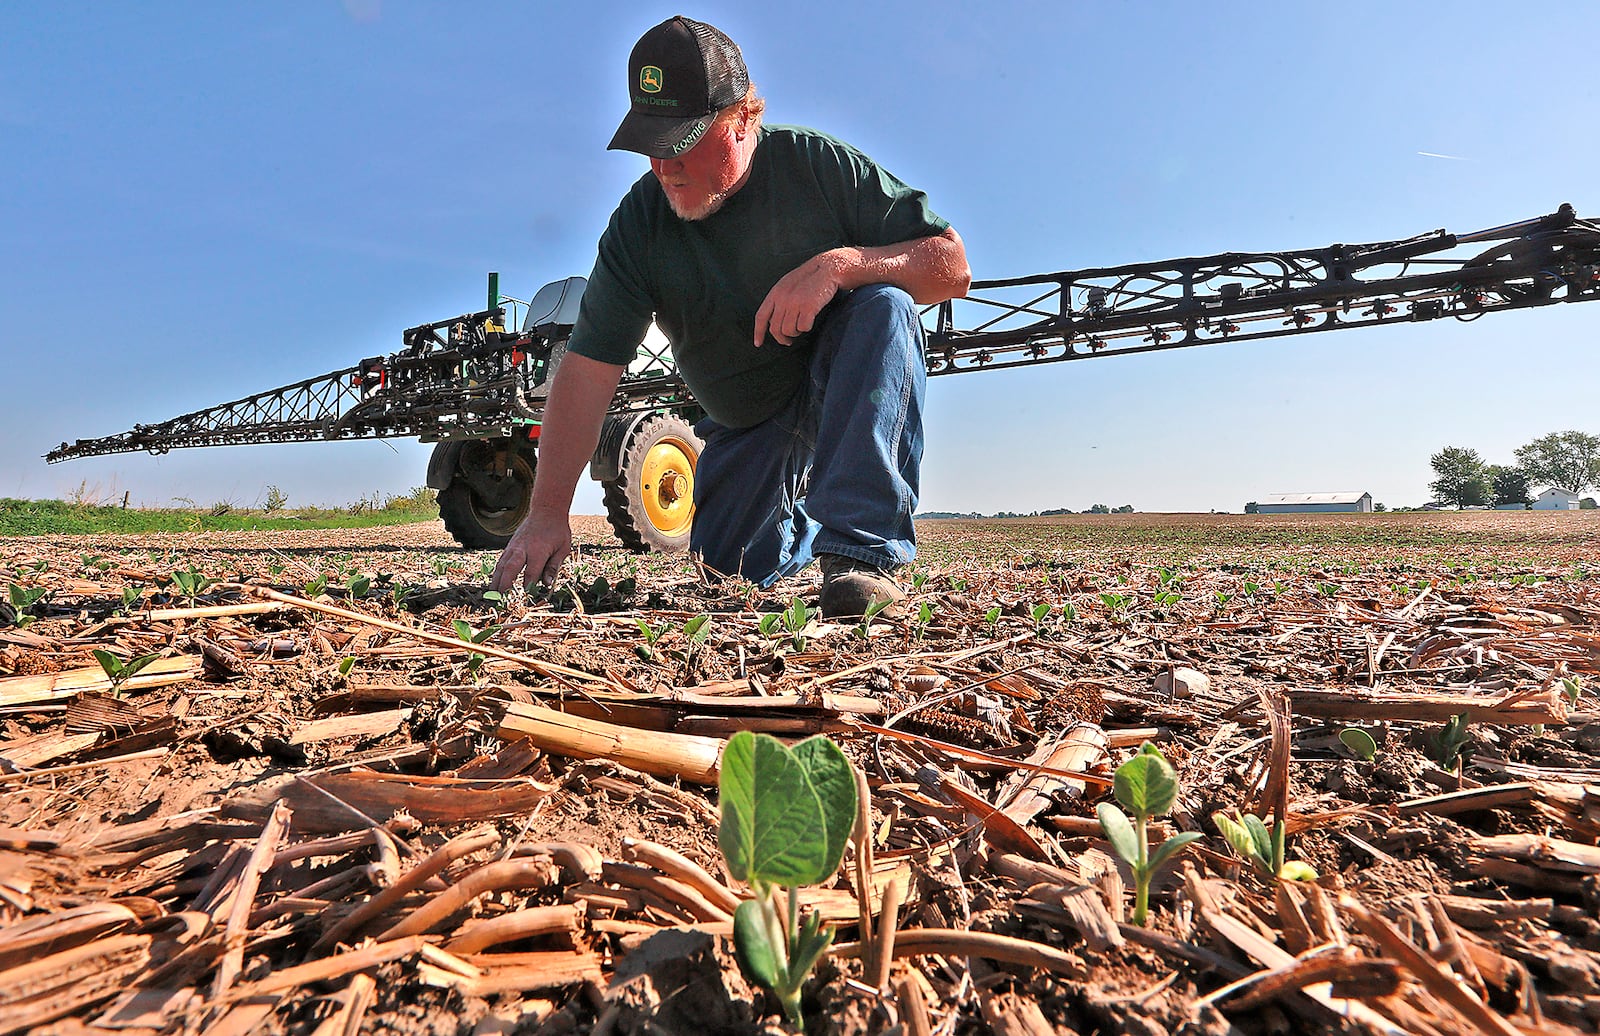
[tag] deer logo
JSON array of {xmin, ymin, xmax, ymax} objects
[{"xmin": 639, "ymin": 66, "xmax": 663, "ymax": 94}]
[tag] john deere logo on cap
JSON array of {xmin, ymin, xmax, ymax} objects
[{"xmin": 640, "ymin": 66, "xmax": 663, "ymax": 93}]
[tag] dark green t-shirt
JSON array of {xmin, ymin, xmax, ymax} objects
[{"xmin": 567, "ymin": 125, "xmax": 949, "ymax": 428}]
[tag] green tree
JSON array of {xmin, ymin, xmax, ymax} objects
[
  {"xmin": 1086, "ymin": 503, "xmax": 1110, "ymax": 514},
  {"xmin": 1429, "ymin": 447, "xmax": 1490, "ymax": 509},
  {"xmin": 1488, "ymin": 465, "xmax": 1532, "ymax": 508},
  {"xmin": 1515, "ymin": 431, "xmax": 1600, "ymax": 494}
]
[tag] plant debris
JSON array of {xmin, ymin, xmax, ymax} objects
[{"xmin": 1, "ymin": 511, "xmax": 1598, "ymax": 1034}]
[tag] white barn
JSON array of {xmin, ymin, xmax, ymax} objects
[
  {"xmin": 1533, "ymin": 488, "xmax": 1580, "ymax": 510},
  {"xmin": 1254, "ymin": 492, "xmax": 1373, "ymax": 514}
]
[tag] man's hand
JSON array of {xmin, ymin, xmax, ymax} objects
[
  {"xmin": 752, "ymin": 229, "xmax": 972, "ymax": 347},
  {"xmin": 490, "ymin": 507, "xmax": 573, "ymax": 592},
  {"xmin": 754, "ymin": 251, "xmax": 842, "ymax": 346}
]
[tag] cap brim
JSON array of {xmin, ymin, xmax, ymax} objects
[{"xmin": 607, "ymin": 109, "xmax": 714, "ymax": 159}]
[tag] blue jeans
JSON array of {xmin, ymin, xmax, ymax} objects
[{"xmin": 688, "ymin": 284, "xmax": 926, "ymax": 587}]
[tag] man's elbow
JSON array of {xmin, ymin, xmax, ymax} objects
[{"xmin": 939, "ymin": 226, "xmax": 972, "ymax": 300}]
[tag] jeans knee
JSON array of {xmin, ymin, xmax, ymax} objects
[{"xmin": 842, "ymin": 283, "xmax": 917, "ymax": 323}]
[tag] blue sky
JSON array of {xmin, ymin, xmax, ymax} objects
[{"xmin": 4, "ymin": 2, "xmax": 1596, "ymax": 515}]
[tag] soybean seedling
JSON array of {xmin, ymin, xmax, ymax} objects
[
  {"xmin": 170, "ymin": 567, "xmax": 215, "ymax": 607},
  {"xmin": 1096, "ymin": 743, "xmax": 1202, "ymax": 926},
  {"xmin": 1030, "ymin": 602, "xmax": 1052, "ymax": 634},
  {"xmin": 6, "ymin": 584, "xmax": 47, "ymax": 628},
  {"xmin": 1430, "ymin": 713, "xmax": 1472, "ymax": 774},
  {"xmin": 1338, "ymin": 728, "xmax": 1379, "ymax": 761},
  {"xmin": 678, "ymin": 614, "xmax": 712, "ymax": 667},
  {"xmin": 910, "ymin": 601, "xmax": 934, "ymax": 642},
  {"xmin": 452, "ymin": 619, "xmax": 499, "ymax": 681},
  {"xmin": 719, "ymin": 732, "xmax": 857, "ymax": 1027},
  {"xmin": 635, "ymin": 619, "xmax": 668, "ymax": 661},
  {"xmin": 92, "ymin": 649, "xmax": 164, "ymax": 696},
  {"xmin": 853, "ymin": 598, "xmax": 892, "ymax": 641},
  {"xmin": 778, "ymin": 597, "xmax": 817, "ymax": 652},
  {"xmin": 983, "ymin": 605, "xmax": 1002, "ymax": 634},
  {"xmin": 1099, "ymin": 592, "xmax": 1130, "ymax": 621},
  {"xmin": 1212, "ymin": 810, "xmax": 1315, "ymax": 881}
]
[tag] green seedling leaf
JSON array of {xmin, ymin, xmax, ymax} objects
[
  {"xmin": 683, "ymin": 614, "xmax": 711, "ymax": 644},
  {"xmin": 119, "ymin": 652, "xmax": 162, "ymax": 682},
  {"xmin": 347, "ymin": 575, "xmax": 371, "ymax": 598},
  {"xmin": 732, "ymin": 899, "xmax": 784, "ymax": 990},
  {"xmin": 1212, "ymin": 812, "xmax": 1257, "ymax": 866},
  {"xmin": 1096, "ymin": 802, "xmax": 1139, "ymax": 865},
  {"xmin": 783, "ymin": 597, "xmax": 815, "ymax": 633},
  {"xmin": 338, "ymin": 656, "xmax": 357, "ymax": 677},
  {"xmin": 1338, "ymin": 728, "xmax": 1378, "ymax": 761},
  {"xmin": 93, "ymin": 649, "xmax": 162, "ymax": 689},
  {"xmin": 1030, "ymin": 603, "xmax": 1051, "ymax": 625},
  {"xmin": 787, "ymin": 907, "xmax": 834, "ymax": 982},
  {"xmin": 1113, "ymin": 743, "xmax": 1180, "ymax": 817},
  {"xmin": 790, "ymin": 735, "xmax": 858, "ymax": 879},
  {"xmin": 1243, "ymin": 813, "xmax": 1275, "ymax": 867},
  {"xmin": 1147, "ymin": 831, "xmax": 1203, "ymax": 874},
  {"xmin": 758, "ymin": 613, "xmax": 783, "ymax": 637},
  {"xmin": 453, "ymin": 619, "xmax": 474, "ymax": 642},
  {"xmin": 717, "ymin": 731, "xmax": 829, "ymax": 888},
  {"xmin": 984, "ymin": 605, "xmax": 1002, "ymax": 626},
  {"xmin": 92, "ymin": 648, "xmax": 125, "ymax": 680}
]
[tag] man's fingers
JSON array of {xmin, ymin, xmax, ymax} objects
[
  {"xmin": 490, "ymin": 550, "xmax": 523, "ymax": 593},
  {"xmin": 753, "ymin": 296, "xmax": 774, "ymax": 346}
]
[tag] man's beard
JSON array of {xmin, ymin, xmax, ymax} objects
[{"xmin": 666, "ymin": 188, "xmax": 734, "ymax": 222}]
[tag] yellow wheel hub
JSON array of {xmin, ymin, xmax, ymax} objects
[{"xmin": 641, "ymin": 436, "xmax": 697, "ymax": 536}]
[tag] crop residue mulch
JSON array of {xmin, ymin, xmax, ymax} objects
[{"xmin": 1, "ymin": 512, "xmax": 1598, "ymax": 1035}]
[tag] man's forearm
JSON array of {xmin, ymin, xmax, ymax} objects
[
  {"xmin": 825, "ymin": 227, "xmax": 971, "ymax": 305},
  {"xmin": 525, "ymin": 352, "xmax": 626, "ymax": 515}
]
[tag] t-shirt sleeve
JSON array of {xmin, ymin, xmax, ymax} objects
[
  {"xmin": 566, "ymin": 191, "xmax": 656, "ymax": 367},
  {"xmin": 814, "ymin": 135, "xmax": 949, "ymax": 248}
]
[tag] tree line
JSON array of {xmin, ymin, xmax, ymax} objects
[{"xmin": 1429, "ymin": 430, "xmax": 1600, "ymax": 509}]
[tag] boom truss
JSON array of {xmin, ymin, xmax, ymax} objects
[{"xmin": 47, "ymin": 204, "xmax": 1600, "ymax": 462}]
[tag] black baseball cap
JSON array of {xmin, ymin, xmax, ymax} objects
[{"xmin": 607, "ymin": 16, "xmax": 749, "ymax": 159}]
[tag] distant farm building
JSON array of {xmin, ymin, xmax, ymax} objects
[
  {"xmin": 1253, "ymin": 492, "xmax": 1373, "ymax": 514},
  {"xmin": 1533, "ymin": 488, "xmax": 1581, "ymax": 510}
]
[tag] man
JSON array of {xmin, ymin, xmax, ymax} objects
[{"xmin": 491, "ymin": 15, "xmax": 969, "ymax": 617}]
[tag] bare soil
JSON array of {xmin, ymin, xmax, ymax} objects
[{"xmin": 1, "ymin": 512, "xmax": 1598, "ymax": 1035}]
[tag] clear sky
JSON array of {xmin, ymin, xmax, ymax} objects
[{"xmin": 4, "ymin": 2, "xmax": 1597, "ymax": 516}]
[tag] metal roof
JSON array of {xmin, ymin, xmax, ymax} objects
[{"xmin": 1257, "ymin": 492, "xmax": 1371, "ymax": 505}]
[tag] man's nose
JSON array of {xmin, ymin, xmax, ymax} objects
[{"xmin": 652, "ymin": 157, "xmax": 684, "ymax": 176}]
